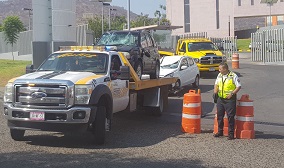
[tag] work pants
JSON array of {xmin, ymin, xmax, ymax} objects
[{"xmin": 216, "ymin": 97, "xmax": 236, "ymax": 135}]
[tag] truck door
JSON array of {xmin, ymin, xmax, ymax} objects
[
  {"xmin": 177, "ymin": 42, "xmax": 187, "ymax": 55},
  {"xmin": 146, "ymin": 33, "xmax": 159, "ymax": 70},
  {"xmin": 140, "ymin": 33, "xmax": 151, "ymax": 71},
  {"xmin": 110, "ymin": 55, "xmax": 129, "ymax": 113}
]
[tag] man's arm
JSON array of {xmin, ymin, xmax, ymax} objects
[{"xmin": 214, "ymin": 84, "xmax": 219, "ymax": 94}]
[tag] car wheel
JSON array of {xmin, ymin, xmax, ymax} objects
[
  {"xmin": 92, "ymin": 106, "xmax": 107, "ymax": 145},
  {"xmin": 192, "ymin": 75, "xmax": 200, "ymax": 88},
  {"xmin": 150, "ymin": 61, "xmax": 160, "ymax": 79},
  {"xmin": 134, "ymin": 60, "xmax": 143, "ymax": 79},
  {"xmin": 10, "ymin": 129, "xmax": 25, "ymax": 141}
]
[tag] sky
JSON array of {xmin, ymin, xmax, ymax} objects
[
  {"xmin": 111, "ymin": 0, "xmax": 166, "ymax": 18},
  {"xmin": 0, "ymin": 0, "xmax": 166, "ymax": 18}
]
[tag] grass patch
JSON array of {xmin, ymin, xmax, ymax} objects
[
  {"xmin": 237, "ymin": 39, "xmax": 251, "ymax": 51},
  {"xmin": 0, "ymin": 59, "xmax": 32, "ymax": 87}
]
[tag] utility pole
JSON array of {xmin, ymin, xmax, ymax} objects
[{"xmin": 127, "ymin": 0, "xmax": 130, "ymax": 30}]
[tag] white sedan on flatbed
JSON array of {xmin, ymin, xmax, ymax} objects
[{"xmin": 160, "ymin": 55, "xmax": 200, "ymax": 93}]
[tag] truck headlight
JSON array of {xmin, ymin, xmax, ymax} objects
[
  {"xmin": 4, "ymin": 83, "xmax": 13, "ymax": 103},
  {"xmin": 222, "ymin": 56, "xmax": 227, "ymax": 61},
  {"xmin": 75, "ymin": 85, "xmax": 94, "ymax": 104}
]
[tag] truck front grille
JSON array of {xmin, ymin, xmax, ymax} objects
[
  {"xmin": 14, "ymin": 84, "xmax": 68, "ymax": 108},
  {"xmin": 200, "ymin": 56, "xmax": 223, "ymax": 64}
]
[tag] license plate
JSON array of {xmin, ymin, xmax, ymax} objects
[
  {"xmin": 209, "ymin": 67, "xmax": 215, "ymax": 71},
  {"xmin": 30, "ymin": 112, "xmax": 45, "ymax": 121}
]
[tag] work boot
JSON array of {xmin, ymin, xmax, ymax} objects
[
  {"xmin": 213, "ymin": 132, "xmax": 223, "ymax": 137},
  {"xmin": 227, "ymin": 134, "xmax": 235, "ymax": 140}
]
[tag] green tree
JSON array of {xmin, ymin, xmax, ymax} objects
[
  {"xmin": 0, "ymin": 23, "xmax": 3, "ymax": 32},
  {"xmin": 154, "ymin": 5, "xmax": 170, "ymax": 25},
  {"xmin": 88, "ymin": 15, "xmax": 127, "ymax": 42},
  {"xmin": 3, "ymin": 16, "xmax": 24, "ymax": 60},
  {"xmin": 131, "ymin": 13, "xmax": 154, "ymax": 28}
]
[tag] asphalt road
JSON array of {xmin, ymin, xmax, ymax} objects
[{"xmin": 0, "ymin": 53, "xmax": 283, "ymax": 168}]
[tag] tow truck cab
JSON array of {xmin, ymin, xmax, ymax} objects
[{"xmin": 3, "ymin": 46, "xmax": 176, "ymax": 145}]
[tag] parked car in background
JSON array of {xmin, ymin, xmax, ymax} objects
[{"xmin": 160, "ymin": 55, "xmax": 200, "ymax": 94}]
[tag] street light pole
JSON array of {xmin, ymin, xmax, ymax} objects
[
  {"xmin": 127, "ymin": 0, "xmax": 130, "ymax": 30},
  {"xmin": 102, "ymin": 4, "xmax": 104, "ymax": 34},
  {"xmin": 109, "ymin": 8, "xmax": 116, "ymax": 30}
]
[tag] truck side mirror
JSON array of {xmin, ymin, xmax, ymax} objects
[
  {"xmin": 117, "ymin": 66, "xmax": 130, "ymax": 80},
  {"xmin": 26, "ymin": 64, "xmax": 35, "ymax": 74}
]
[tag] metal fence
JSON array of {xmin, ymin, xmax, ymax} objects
[
  {"xmin": 251, "ymin": 29, "xmax": 284, "ymax": 63},
  {"xmin": 0, "ymin": 30, "xmax": 32, "ymax": 55},
  {"xmin": 0, "ymin": 25, "xmax": 90, "ymax": 55},
  {"xmin": 154, "ymin": 30, "xmax": 237, "ymax": 59}
]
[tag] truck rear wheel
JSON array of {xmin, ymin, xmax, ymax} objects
[
  {"xmin": 10, "ymin": 129, "xmax": 25, "ymax": 141},
  {"xmin": 150, "ymin": 61, "xmax": 160, "ymax": 79},
  {"xmin": 134, "ymin": 61, "xmax": 143, "ymax": 79},
  {"xmin": 92, "ymin": 106, "xmax": 107, "ymax": 145}
]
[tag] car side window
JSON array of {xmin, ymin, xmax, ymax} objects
[
  {"xmin": 180, "ymin": 58, "xmax": 189, "ymax": 68},
  {"xmin": 141, "ymin": 34, "xmax": 148, "ymax": 48}
]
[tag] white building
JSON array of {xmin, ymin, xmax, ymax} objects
[{"xmin": 166, "ymin": 0, "xmax": 284, "ymax": 37}]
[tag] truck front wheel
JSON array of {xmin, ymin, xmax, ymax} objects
[
  {"xmin": 10, "ymin": 129, "xmax": 25, "ymax": 141},
  {"xmin": 92, "ymin": 106, "xmax": 107, "ymax": 145}
]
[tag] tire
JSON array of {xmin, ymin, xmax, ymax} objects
[
  {"xmin": 192, "ymin": 75, "xmax": 200, "ymax": 88},
  {"xmin": 150, "ymin": 61, "xmax": 160, "ymax": 79},
  {"xmin": 134, "ymin": 60, "xmax": 143, "ymax": 80},
  {"xmin": 10, "ymin": 129, "xmax": 25, "ymax": 141},
  {"xmin": 92, "ymin": 106, "xmax": 107, "ymax": 145}
]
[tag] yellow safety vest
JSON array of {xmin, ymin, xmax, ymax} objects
[{"xmin": 217, "ymin": 71, "xmax": 236, "ymax": 98}]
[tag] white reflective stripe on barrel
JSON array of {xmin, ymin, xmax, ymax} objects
[
  {"xmin": 236, "ymin": 116, "xmax": 254, "ymax": 122},
  {"xmin": 238, "ymin": 102, "xmax": 253, "ymax": 106},
  {"xmin": 232, "ymin": 60, "xmax": 239, "ymax": 62},
  {"xmin": 183, "ymin": 103, "xmax": 201, "ymax": 108},
  {"xmin": 182, "ymin": 114, "xmax": 201, "ymax": 119}
]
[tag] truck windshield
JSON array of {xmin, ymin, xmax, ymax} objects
[
  {"xmin": 38, "ymin": 52, "xmax": 109, "ymax": 74},
  {"xmin": 188, "ymin": 42, "xmax": 219, "ymax": 51},
  {"xmin": 97, "ymin": 32, "xmax": 139, "ymax": 46}
]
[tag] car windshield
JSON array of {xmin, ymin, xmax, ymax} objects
[
  {"xmin": 161, "ymin": 61, "xmax": 179, "ymax": 69},
  {"xmin": 37, "ymin": 52, "xmax": 108, "ymax": 74},
  {"xmin": 160, "ymin": 57, "xmax": 181, "ymax": 69},
  {"xmin": 97, "ymin": 31, "xmax": 139, "ymax": 46},
  {"xmin": 188, "ymin": 42, "xmax": 219, "ymax": 51}
]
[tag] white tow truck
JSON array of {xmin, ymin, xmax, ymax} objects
[{"xmin": 3, "ymin": 46, "xmax": 176, "ymax": 145}]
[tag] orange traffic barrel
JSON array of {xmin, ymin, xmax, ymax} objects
[
  {"xmin": 232, "ymin": 53, "xmax": 239, "ymax": 69},
  {"xmin": 182, "ymin": 89, "xmax": 201, "ymax": 134},
  {"xmin": 235, "ymin": 94, "xmax": 255, "ymax": 139},
  {"xmin": 213, "ymin": 111, "xmax": 229, "ymax": 136}
]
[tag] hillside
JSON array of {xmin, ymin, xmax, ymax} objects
[{"xmin": 0, "ymin": 0, "xmax": 138, "ymax": 29}]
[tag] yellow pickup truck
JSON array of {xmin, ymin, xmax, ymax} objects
[{"xmin": 166, "ymin": 38, "xmax": 226, "ymax": 72}]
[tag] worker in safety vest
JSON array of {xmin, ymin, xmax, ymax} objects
[{"xmin": 213, "ymin": 62, "xmax": 241, "ymax": 140}]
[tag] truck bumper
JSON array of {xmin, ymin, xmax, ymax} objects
[
  {"xmin": 198, "ymin": 64, "xmax": 219, "ymax": 72},
  {"xmin": 3, "ymin": 103, "xmax": 96, "ymax": 132}
]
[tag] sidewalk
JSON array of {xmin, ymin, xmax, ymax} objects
[{"xmin": 0, "ymin": 52, "xmax": 32, "ymax": 61}]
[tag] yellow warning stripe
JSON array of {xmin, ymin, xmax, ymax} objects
[
  {"xmin": 75, "ymin": 75, "xmax": 103, "ymax": 84},
  {"xmin": 8, "ymin": 77, "xmax": 19, "ymax": 83}
]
